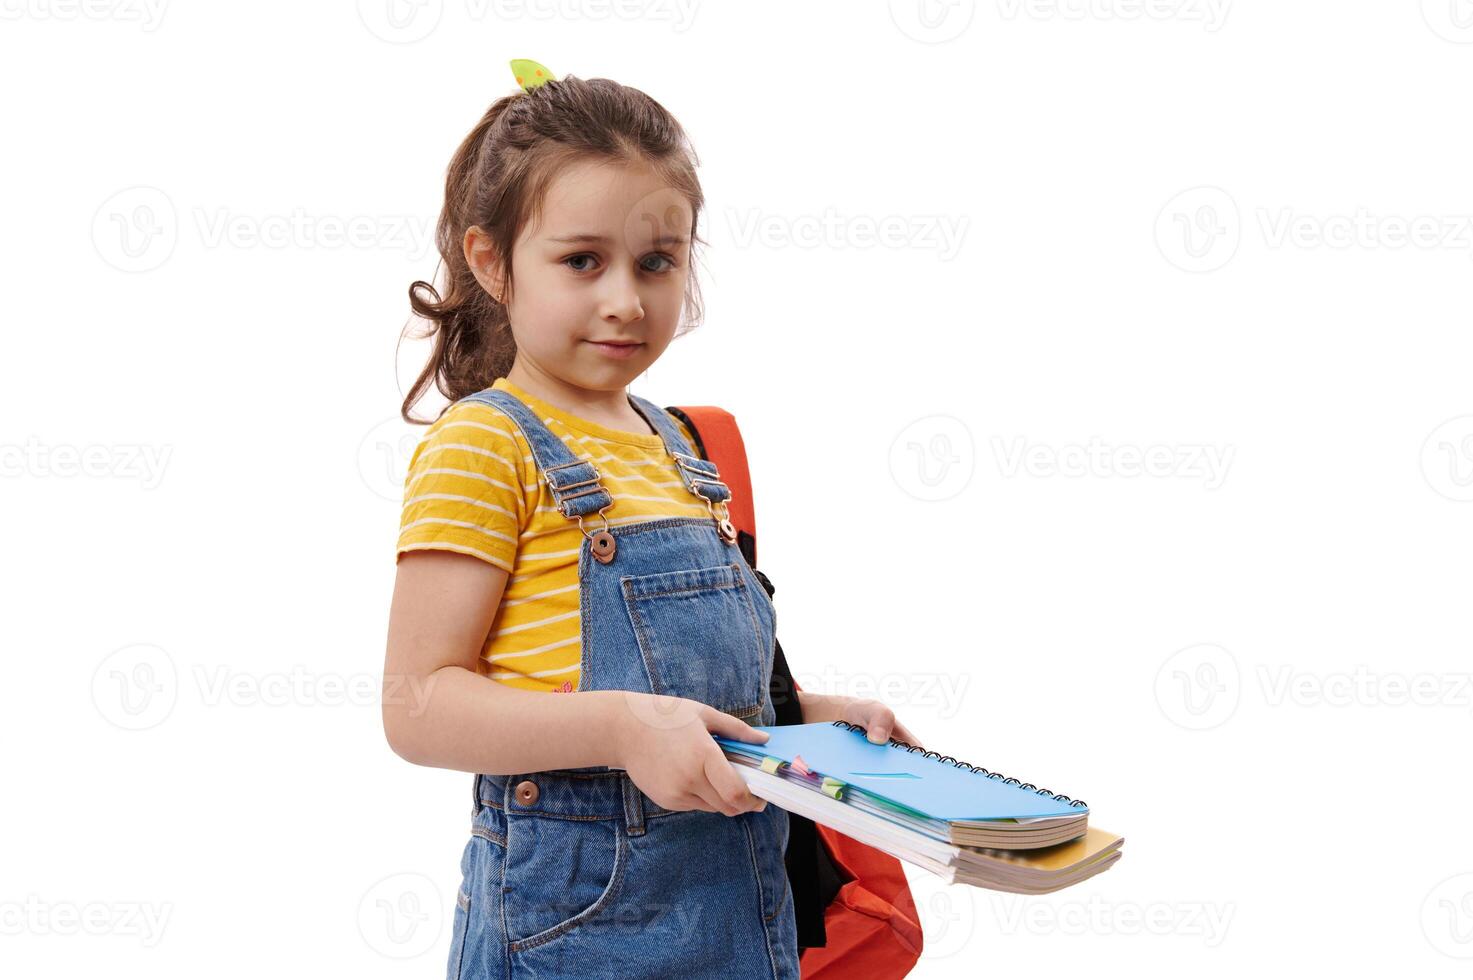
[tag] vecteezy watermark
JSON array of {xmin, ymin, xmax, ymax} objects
[
  {"xmin": 92, "ymin": 644, "xmax": 438, "ymax": 730},
  {"xmin": 0, "ymin": 896, "xmax": 173, "ymax": 946},
  {"xmin": 1155, "ymin": 186, "xmax": 1240, "ymax": 273},
  {"xmin": 991, "ymin": 437, "xmax": 1235, "ymax": 489},
  {"xmin": 889, "ymin": 415, "xmax": 976, "ymax": 502},
  {"xmin": 994, "ymin": 0, "xmax": 1231, "ymax": 31},
  {"xmin": 193, "ymin": 208, "xmax": 436, "ymax": 259},
  {"xmin": 1157, "ymin": 644, "xmax": 1473, "ymax": 731},
  {"xmin": 0, "ymin": 0, "xmax": 168, "ymax": 29},
  {"xmin": 1258, "ymin": 208, "xmax": 1473, "ymax": 254},
  {"xmin": 724, "ymin": 208, "xmax": 970, "ymax": 261},
  {"xmin": 1423, "ymin": 873, "xmax": 1473, "ymax": 959},
  {"xmin": 1154, "ymin": 643, "xmax": 1240, "ymax": 731},
  {"xmin": 504, "ymin": 899, "xmax": 703, "ymax": 942},
  {"xmin": 889, "ymin": 0, "xmax": 977, "ymax": 43},
  {"xmin": 1257, "ymin": 665, "xmax": 1473, "ymax": 710},
  {"xmin": 356, "ymin": 0, "xmax": 698, "ymax": 43},
  {"xmin": 1421, "ymin": 0, "xmax": 1473, "ymax": 43},
  {"xmin": 1421, "ymin": 415, "xmax": 1473, "ymax": 502},
  {"xmin": 1158, "ymin": 185, "xmax": 1473, "ymax": 272},
  {"xmin": 0, "ymin": 437, "xmax": 172, "ymax": 489},
  {"xmin": 986, "ymin": 894, "xmax": 1235, "ymax": 945},
  {"xmin": 359, "ymin": 873, "xmax": 442, "ymax": 959},
  {"xmin": 789, "ymin": 667, "xmax": 972, "ymax": 721},
  {"xmin": 92, "ymin": 186, "xmax": 438, "ymax": 272},
  {"xmin": 193, "ymin": 665, "xmax": 436, "ymax": 712}
]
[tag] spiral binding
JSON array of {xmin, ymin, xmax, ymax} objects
[{"xmin": 831, "ymin": 721, "xmax": 1087, "ymax": 810}]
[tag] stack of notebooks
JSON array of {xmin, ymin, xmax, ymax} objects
[{"xmin": 713, "ymin": 721, "xmax": 1122, "ymax": 894}]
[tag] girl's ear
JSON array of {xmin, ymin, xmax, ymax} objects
[{"xmin": 462, "ymin": 225, "xmax": 508, "ymax": 302}]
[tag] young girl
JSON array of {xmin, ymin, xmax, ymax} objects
[{"xmin": 382, "ymin": 62, "xmax": 916, "ymax": 980}]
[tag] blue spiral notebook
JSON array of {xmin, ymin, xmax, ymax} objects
[{"xmin": 715, "ymin": 721, "xmax": 1090, "ymax": 849}]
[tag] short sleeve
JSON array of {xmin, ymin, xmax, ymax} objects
[{"xmin": 396, "ymin": 403, "xmax": 527, "ymax": 572}]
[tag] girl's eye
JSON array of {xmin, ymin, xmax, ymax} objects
[{"xmin": 560, "ymin": 253, "xmax": 678, "ymax": 274}]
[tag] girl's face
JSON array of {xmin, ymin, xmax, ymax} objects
[{"xmin": 471, "ymin": 158, "xmax": 693, "ymax": 398}]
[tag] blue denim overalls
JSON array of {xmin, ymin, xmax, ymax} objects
[{"xmin": 445, "ymin": 387, "xmax": 799, "ymax": 980}]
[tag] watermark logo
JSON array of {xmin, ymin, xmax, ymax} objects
[
  {"xmin": 91, "ymin": 644, "xmax": 178, "ymax": 731},
  {"xmin": 1159, "ymin": 186, "xmax": 1473, "ymax": 271},
  {"xmin": 93, "ymin": 645, "xmax": 436, "ymax": 729},
  {"xmin": 1424, "ymin": 873, "xmax": 1473, "ymax": 958},
  {"xmin": 1154, "ymin": 643, "xmax": 1239, "ymax": 730},
  {"xmin": 1421, "ymin": 415, "xmax": 1473, "ymax": 502},
  {"xmin": 890, "ymin": 0, "xmax": 976, "ymax": 43},
  {"xmin": 1155, "ymin": 186, "xmax": 1240, "ymax": 273},
  {"xmin": 889, "ymin": 415, "xmax": 975, "ymax": 502},
  {"xmin": 92, "ymin": 186, "xmax": 177, "ymax": 273},
  {"xmin": 93, "ymin": 186, "xmax": 437, "ymax": 272},
  {"xmin": 356, "ymin": 0, "xmax": 444, "ymax": 42},
  {"xmin": 358, "ymin": 873, "xmax": 442, "ymax": 958},
  {"xmin": 1421, "ymin": 0, "xmax": 1473, "ymax": 43},
  {"xmin": 1159, "ymin": 647, "xmax": 1473, "ymax": 729},
  {"xmin": 359, "ymin": 415, "xmax": 425, "ymax": 502},
  {"xmin": 910, "ymin": 874, "xmax": 979, "ymax": 958}
]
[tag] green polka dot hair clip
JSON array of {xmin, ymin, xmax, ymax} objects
[{"xmin": 510, "ymin": 59, "xmax": 557, "ymax": 92}]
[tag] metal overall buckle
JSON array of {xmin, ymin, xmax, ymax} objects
[
  {"xmin": 546, "ymin": 457, "xmax": 618, "ymax": 564},
  {"xmin": 671, "ymin": 450, "xmax": 737, "ymax": 545},
  {"xmin": 707, "ymin": 496, "xmax": 737, "ymax": 545},
  {"xmin": 578, "ymin": 505, "xmax": 617, "ymax": 564}
]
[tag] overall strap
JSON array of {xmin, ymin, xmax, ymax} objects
[
  {"xmin": 666, "ymin": 406, "xmax": 756, "ymax": 565},
  {"xmin": 459, "ymin": 389, "xmax": 613, "ymax": 519},
  {"xmin": 628, "ymin": 393, "xmax": 732, "ymax": 507}
]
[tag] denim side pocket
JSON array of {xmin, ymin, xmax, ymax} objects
[
  {"xmin": 621, "ymin": 563, "xmax": 767, "ymax": 718},
  {"xmin": 503, "ymin": 815, "xmax": 627, "ymax": 954},
  {"xmin": 445, "ymin": 886, "xmax": 470, "ymax": 980}
]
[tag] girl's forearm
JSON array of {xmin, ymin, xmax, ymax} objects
[{"xmin": 384, "ymin": 666, "xmax": 633, "ymax": 775}]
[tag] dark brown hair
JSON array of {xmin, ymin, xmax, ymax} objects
[{"xmin": 400, "ymin": 74, "xmax": 706, "ymax": 424}]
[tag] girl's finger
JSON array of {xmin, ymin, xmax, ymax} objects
[
  {"xmin": 892, "ymin": 720, "xmax": 922, "ymax": 747},
  {"xmin": 704, "ymin": 749, "xmax": 765, "ymax": 813},
  {"xmin": 703, "ymin": 707, "xmax": 770, "ymax": 744}
]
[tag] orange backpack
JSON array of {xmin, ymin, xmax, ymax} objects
[{"xmin": 668, "ymin": 405, "xmax": 925, "ymax": 979}]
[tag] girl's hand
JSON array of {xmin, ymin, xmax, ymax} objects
[
  {"xmin": 613, "ymin": 693, "xmax": 771, "ymax": 817},
  {"xmin": 838, "ymin": 697, "xmax": 922, "ymax": 748}
]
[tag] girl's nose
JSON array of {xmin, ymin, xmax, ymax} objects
[{"xmin": 599, "ymin": 268, "xmax": 644, "ymax": 323}]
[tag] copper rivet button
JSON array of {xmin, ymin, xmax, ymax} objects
[{"xmin": 514, "ymin": 780, "xmax": 539, "ymax": 806}]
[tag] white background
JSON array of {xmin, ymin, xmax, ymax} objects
[{"xmin": 4, "ymin": 1, "xmax": 1473, "ymax": 976}]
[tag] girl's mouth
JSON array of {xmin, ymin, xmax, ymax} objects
[{"xmin": 585, "ymin": 340, "xmax": 644, "ymax": 359}]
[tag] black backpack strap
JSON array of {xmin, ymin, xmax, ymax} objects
[{"xmin": 741, "ymin": 542, "xmax": 845, "ymax": 952}]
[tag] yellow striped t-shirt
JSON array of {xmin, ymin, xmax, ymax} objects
[{"xmin": 396, "ymin": 377, "xmax": 710, "ymax": 692}]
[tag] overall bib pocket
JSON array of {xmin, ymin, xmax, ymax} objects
[
  {"xmin": 503, "ymin": 814, "xmax": 627, "ymax": 954},
  {"xmin": 621, "ymin": 563, "xmax": 768, "ymax": 719}
]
